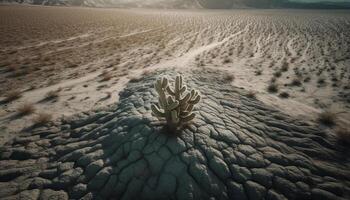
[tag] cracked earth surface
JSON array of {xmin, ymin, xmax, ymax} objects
[{"xmin": 0, "ymin": 70, "xmax": 349, "ymax": 200}]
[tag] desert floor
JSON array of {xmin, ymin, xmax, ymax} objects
[{"xmin": 0, "ymin": 5, "xmax": 349, "ymax": 200}]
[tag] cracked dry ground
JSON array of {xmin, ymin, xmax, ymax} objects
[{"xmin": 0, "ymin": 70, "xmax": 349, "ymax": 200}]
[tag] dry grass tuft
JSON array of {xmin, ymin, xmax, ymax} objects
[
  {"xmin": 317, "ymin": 77, "xmax": 326, "ymax": 84},
  {"xmin": 273, "ymin": 71, "xmax": 282, "ymax": 78},
  {"xmin": 223, "ymin": 58, "xmax": 232, "ymax": 64},
  {"xmin": 335, "ymin": 126, "xmax": 350, "ymax": 145},
  {"xmin": 281, "ymin": 63, "xmax": 289, "ymax": 72},
  {"xmin": 45, "ymin": 89, "xmax": 61, "ymax": 100},
  {"xmin": 4, "ymin": 90, "xmax": 22, "ymax": 102},
  {"xmin": 106, "ymin": 91, "xmax": 112, "ymax": 99},
  {"xmin": 16, "ymin": 103, "xmax": 35, "ymax": 116},
  {"xmin": 142, "ymin": 70, "xmax": 151, "ymax": 76},
  {"xmin": 129, "ymin": 76, "xmax": 141, "ymax": 83},
  {"xmin": 291, "ymin": 78, "xmax": 302, "ymax": 86},
  {"xmin": 267, "ymin": 83, "xmax": 278, "ymax": 93},
  {"xmin": 223, "ymin": 74, "xmax": 234, "ymax": 82},
  {"xmin": 279, "ymin": 92, "xmax": 290, "ymax": 98},
  {"xmin": 318, "ymin": 111, "xmax": 336, "ymax": 126},
  {"xmin": 246, "ymin": 91, "xmax": 256, "ymax": 99},
  {"xmin": 32, "ymin": 112, "xmax": 52, "ymax": 126},
  {"xmin": 255, "ymin": 70, "xmax": 262, "ymax": 76},
  {"xmin": 304, "ymin": 76, "xmax": 311, "ymax": 83},
  {"xmin": 7, "ymin": 65, "xmax": 18, "ymax": 72},
  {"xmin": 100, "ymin": 71, "xmax": 113, "ymax": 82}
]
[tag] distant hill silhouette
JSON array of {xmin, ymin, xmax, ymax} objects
[{"xmin": 0, "ymin": 0, "xmax": 349, "ymax": 9}]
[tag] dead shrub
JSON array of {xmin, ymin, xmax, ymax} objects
[
  {"xmin": 318, "ymin": 111, "xmax": 336, "ymax": 126},
  {"xmin": 4, "ymin": 90, "xmax": 22, "ymax": 102},
  {"xmin": 16, "ymin": 103, "xmax": 35, "ymax": 116},
  {"xmin": 32, "ymin": 112, "xmax": 52, "ymax": 126}
]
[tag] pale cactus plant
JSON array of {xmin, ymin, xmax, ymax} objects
[{"xmin": 151, "ymin": 75, "xmax": 201, "ymax": 130}]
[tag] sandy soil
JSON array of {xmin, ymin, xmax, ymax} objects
[{"xmin": 0, "ymin": 5, "xmax": 349, "ymax": 144}]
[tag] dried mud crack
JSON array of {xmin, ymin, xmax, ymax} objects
[{"xmin": 0, "ymin": 70, "xmax": 349, "ymax": 200}]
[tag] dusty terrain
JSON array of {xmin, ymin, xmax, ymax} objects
[{"xmin": 0, "ymin": 5, "xmax": 349, "ymax": 200}]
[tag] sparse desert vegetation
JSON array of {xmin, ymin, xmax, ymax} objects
[
  {"xmin": 279, "ymin": 91, "xmax": 290, "ymax": 98},
  {"xmin": 32, "ymin": 112, "xmax": 52, "ymax": 126},
  {"xmin": 267, "ymin": 83, "xmax": 278, "ymax": 93},
  {"xmin": 0, "ymin": 5, "xmax": 349, "ymax": 200},
  {"xmin": 246, "ymin": 91, "xmax": 256, "ymax": 98},
  {"xmin": 3, "ymin": 90, "xmax": 22, "ymax": 103},
  {"xmin": 16, "ymin": 103, "xmax": 35, "ymax": 116},
  {"xmin": 291, "ymin": 78, "xmax": 302, "ymax": 87},
  {"xmin": 44, "ymin": 88, "xmax": 61, "ymax": 100},
  {"xmin": 318, "ymin": 111, "xmax": 337, "ymax": 126},
  {"xmin": 100, "ymin": 71, "xmax": 113, "ymax": 82},
  {"xmin": 223, "ymin": 74, "xmax": 234, "ymax": 82},
  {"xmin": 335, "ymin": 126, "xmax": 350, "ymax": 145}
]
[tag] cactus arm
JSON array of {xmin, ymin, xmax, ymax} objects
[
  {"xmin": 158, "ymin": 97, "xmax": 164, "ymax": 108},
  {"xmin": 180, "ymin": 102, "xmax": 188, "ymax": 110},
  {"xmin": 161, "ymin": 77, "xmax": 168, "ymax": 88},
  {"xmin": 151, "ymin": 104, "xmax": 165, "ymax": 117},
  {"xmin": 171, "ymin": 110, "xmax": 180, "ymax": 124},
  {"xmin": 189, "ymin": 94, "xmax": 201, "ymax": 104},
  {"xmin": 180, "ymin": 111, "xmax": 191, "ymax": 117},
  {"xmin": 181, "ymin": 93, "xmax": 191, "ymax": 103},
  {"xmin": 169, "ymin": 101, "xmax": 180, "ymax": 111},
  {"xmin": 155, "ymin": 79, "xmax": 165, "ymax": 93},
  {"xmin": 180, "ymin": 86, "xmax": 187, "ymax": 94},
  {"xmin": 186, "ymin": 104, "xmax": 194, "ymax": 112},
  {"xmin": 166, "ymin": 87, "xmax": 175, "ymax": 96},
  {"xmin": 175, "ymin": 76, "xmax": 181, "ymax": 99},
  {"xmin": 167, "ymin": 96, "xmax": 176, "ymax": 106},
  {"xmin": 179, "ymin": 75, "xmax": 183, "ymax": 88},
  {"xmin": 163, "ymin": 96, "xmax": 178, "ymax": 111},
  {"xmin": 181, "ymin": 113, "xmax": 196, "ymax": 122},
  {"xmin": 190, "ymin": 89, "xmax": 195, "ymax": 96},
  {"xmin": 155, "ymin": 78, "xmax": 168, "ymax": 93},
  {"xmin": 158, "ymin": 91, "xmax": 167, "ymax": 108}
]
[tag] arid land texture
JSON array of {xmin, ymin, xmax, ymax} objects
[{"xmin": 0, "ymin": 5, "xmax": 349, "ymax": 200}]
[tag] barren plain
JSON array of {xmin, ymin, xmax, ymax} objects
[{"xmin": 0, "ymin": 5, "xmax": 349, "ymax": 200}]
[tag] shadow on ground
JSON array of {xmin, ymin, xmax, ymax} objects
[{"xmin": 0, "ymin": 70, "xmax": 349, "ymax": 200}]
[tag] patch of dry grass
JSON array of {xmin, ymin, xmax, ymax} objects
[
  {"xmin": 279, "ymin": 91, "xmax": 290, "ymax": 98},
  {"xmin": 129, "ymin": 76, "xmax": 141, "ymax": 83},
  {"xmin": 281, "ymin": 63, "xmax": 289, "ymax": 72},
  {"xmin": 100, "ymin": 71, "xmax": 113, "ymax": 82},
  {"xmin": 223, "ymin": 58, "xmax": 232, "ymax": 64},
  {"xmin": 255, "ymin": 70, "xmax": 262, "ymax": 76},
  {"xmin": 4, "ymin": 90, "xmax": 22, "ymax": 102},
  {"xmin": 246, "ymin": 91, "xmax": 256, "ymax": 99},
  {"xmin": 318, "ymin": 111, "xmax": 336, "ymax": 126},
  {"xmin": 16, "ymin": 103, "xmax": 35, "ymax": 116},
  {"xmin": 32, "ymin": 112, "xmax": 52, "ymax": 126},
  {"xmin": 273, "ymin": 71, "xmax": 282, "ymax": 78},
  {"xmin": 223, "ymin": 74, "xmax": 234, "ymax": 82},
  {"xmin": 335, "ymin": 126, "xmax": 350, "ymax": 145},
  {"xmin": 291, "ymin": 78, "xmax": 302, "ymax": 86},
  {"xmin": 267, "ymin": 83, "xmax": 278, "ymax": 93},
  {"xmin": 142, "ymin": 70, "xmax": 151, "ymax": 76},
  {"xmin": 45, "ymin": 89, "xmax": 60, "ymax": 100},
  {"xmin": 106, "ymin": 91, "xmax": 112, "ymax": 99},
  {"xmin": 317, "ymin": 77, "xmax": 326, "ymax": 84}
]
